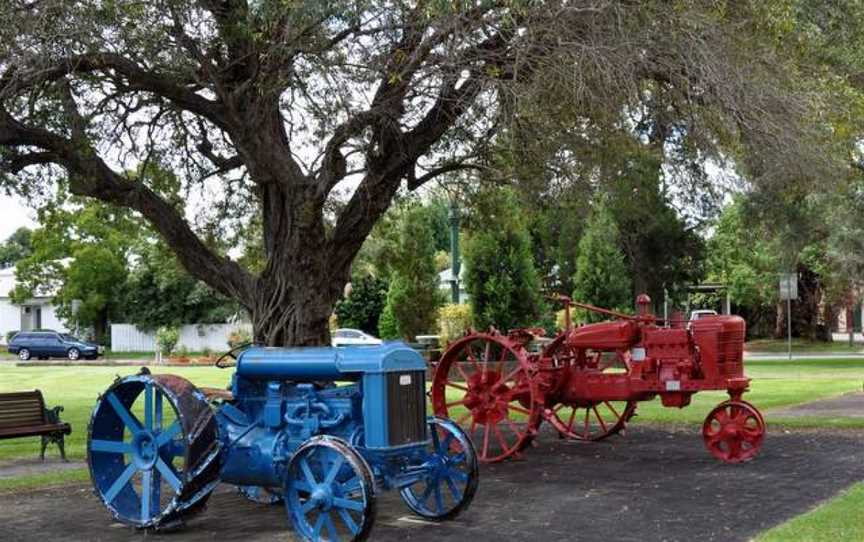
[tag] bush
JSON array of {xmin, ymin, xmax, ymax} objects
[
  {"xmin": 377, "ymin": 302, "xmax": 399, "ymax": 340},
  {"xmin": 437, "ymin": 304, "xmax": 472, "ymax": 346},
  {"xmin": 155, "ymin": 326, "xmax": 180, "ymax": 355},
  {"xmin": 335, "ymin": 275, "xmax": 388, "ymax": 336},
  {"xmin": 227, "ymin": 327, "xmax": 252, "ymax": 349}
]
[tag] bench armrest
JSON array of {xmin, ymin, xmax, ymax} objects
[{"xmin": 44, "ymin": 405, "xmax": 65, "ymax": 424}]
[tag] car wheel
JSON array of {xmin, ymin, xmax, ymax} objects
[
  {"xmin": 18, "ymin": 349, "xmax": 31, "ymax": 361},
  {"xmin": 67, "ymin": 348, "xmax": 80, "ymax": 361}
]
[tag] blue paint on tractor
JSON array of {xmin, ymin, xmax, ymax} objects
[{"xmin": 86, "ymin": 344, "xmax": 479, "ymax": 541}]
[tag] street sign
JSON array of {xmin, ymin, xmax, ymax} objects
[{"xmin": 779, "ymin": 274, "xmax": 797, "ymax": 300}]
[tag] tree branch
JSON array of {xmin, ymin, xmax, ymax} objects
[
  {"xmin": 0, "ymin": 107, "xmax": 255, "ymax": 303},
  {"xmin": 1, "ymin": 53, "xmax": 229, "ymax": 130}
]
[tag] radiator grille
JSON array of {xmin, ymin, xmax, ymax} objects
[{"xmin": 386, "ymin": 371, "xmax": 427, "ymax": 446}]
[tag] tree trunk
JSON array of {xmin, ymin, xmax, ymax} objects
[{"xmin": 248, "ymin": 181, "xmax": 352, "ymax": 347}]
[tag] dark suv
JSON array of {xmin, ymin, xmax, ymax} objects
[{"xmin": 8, "ymin": 331, "xmax": 101, "ymax": 361}]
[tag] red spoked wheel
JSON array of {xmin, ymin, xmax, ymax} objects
[
  {"xmin": 431, "ymin": 332, "xmax": 542, "ymax": 463},
  {"xmin": 702, "ymin": 400, "xmax": 766, "ymax": 463},
  {"xmin": 543, "ymin": 400, "xmax": 638, "ymax": 441},
  {"xmin": 536, "ymin": 338, "xmax": 636, "ymax": 441}
]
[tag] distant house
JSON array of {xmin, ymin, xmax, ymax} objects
[
  {"xmin": 438, "ymin": 267, "xmax": 469, "ymax": 304},
  {"xmin": 0, "ymin": 267, "xmax": 68, "ymax": 343}
]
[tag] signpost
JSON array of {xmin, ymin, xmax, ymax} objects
[{"xmin": 779, "ymin": 273, "xmax": 798, "ymax": 360}]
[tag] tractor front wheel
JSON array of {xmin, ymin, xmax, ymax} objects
[
  {"xmin": 702, "ymin": 400, "xmax": 766, "ymax": 463},
  {"xmin": 284, "ymin": 436, "xmax": 376, "ymax": 541}
]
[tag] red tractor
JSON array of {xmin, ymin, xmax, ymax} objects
[{"xmin": 431, "ymin": 294, "xmax": 765, "ymax": 464}]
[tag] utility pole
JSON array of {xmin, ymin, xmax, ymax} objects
[{"xmin": 448, "ymin": 201, "xmax": 461, "ymax": 304}]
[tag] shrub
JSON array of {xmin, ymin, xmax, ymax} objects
[
  {"xmin": 155, "ymin": 326, "xmax": 180, "ymax": 355},
  {"xmin": 227, "ymin": 327, "xmax": 252, "ymax": 349},
  {"xmin": 437, "ymin": 304, "xmax": 472, "ymax": 346},
  {"xmin": 335, "ymin": 275, "xmax": 388, "ymax": 336}
]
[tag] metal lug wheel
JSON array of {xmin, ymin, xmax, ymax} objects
[
  {"xmin": 87, "ymin": 373, "xmax": 220, "ymax": 529},
  {"xmin": 431, "ymin": 332, "xmax": 542, "ymax": 463},
  {"xmin": 400, "ymin": 417, "xmax": 479, "ymax": 520},
  {"xmin": 285, "ymin": 436, "xmax": 376, "ymax": 542},
  {"xmin": 702, "ymin": 400, "xmax": 766, "ymax": 463},
  {"xmin": 543, "ymin": 400, "xmax": 637, "ymax": 441}
]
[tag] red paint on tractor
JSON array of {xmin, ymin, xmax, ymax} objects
[{"xmin": 431, "ymin": 295, "xmax": 765, "ymax": 464}]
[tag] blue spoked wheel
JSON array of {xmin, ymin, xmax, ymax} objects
[
  {"xmin": 399, "ymin": 417, "xmax": 479, "ymax": 520},
  {"xmin": 238, "ymin": 485, "xmax": 284, "ymax": 505},
  {"xmin": 87, "ymin": 372, "xmax": 220, "ymax": 529},
  {"xmin": 285, "ymin": 436, "xmax": 376, "ymax": 542}
]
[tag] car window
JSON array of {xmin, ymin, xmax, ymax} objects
[
  {"xmin": 62, "ymin": 334, "xmax": 78, "ymax": 342},
  {"xmin": 334, "ymin": 330, "xmax": 347, "ymax": 338},
  {"xmin": 345, "ymin": 331, "xmax": 361, "ymax": 338}
]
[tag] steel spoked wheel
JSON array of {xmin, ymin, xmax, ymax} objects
[
  {"xmin": 18, "ymin": 348, "xmax": 30, "ymax": 361},
  {"xmin": 544, "ymin": 400, "xmax": 638, "ymax": 441},
  {"xmin": 431, "ymin": 333, "xmax": 542, "ymax": 463},
  {"xmin": 285, "ymin": 436, "xmax": 375, "ymax": 542},
  {"xmin": 400, "ymin": 417, "xmax": 479, "ymax": 520},
  {"xmin": 87, "ymin": 373, "xmax": 220, "ymax": 529},
  {"xmin": 238, "ymin": 485, "xmax": 284, "ymax": 505},
  {"xmin": 702, "ymin": 400, "xmax": 766, "ymax": 464}
]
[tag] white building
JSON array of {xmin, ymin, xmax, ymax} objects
[{"xmin": 0, "ymin": 267, "xmax": 68, "ymax": 344}]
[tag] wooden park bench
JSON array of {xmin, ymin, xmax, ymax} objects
[{"xmin": 0, "ymin": 391, "xmax": 71, "ymax": 461}]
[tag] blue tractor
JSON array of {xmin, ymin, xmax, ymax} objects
[{"xmin": 86, "ymin": 343, "xmax": 479, "ymax": 541}]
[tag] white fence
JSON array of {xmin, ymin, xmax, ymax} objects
[{"xmin": 110, "ymin": 323, "xmax": 252, "ymax": 352}]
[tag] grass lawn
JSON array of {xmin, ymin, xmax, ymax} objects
[
  {"xmin": 0, "ymin": 365, "xmax": 231, "ymax": 462},
  {"xmin": 745, "ymin": 338, "xmax": 863, "ymax": 354},
  {"xmin": 3, "ymin": 358, "xmax": 864, "ymax": 464},
  {"xmin": 756, "ymin": 483, "xmax": 864, "ymax": 542}
]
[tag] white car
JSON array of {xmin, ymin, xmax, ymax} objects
[
  {"xmin": 689, "ymin": 309, "xmax": 718, "ymax": 321},
  {"xmin": 332, "ymin": 328, "xmax": 383, "ymax": 347}
]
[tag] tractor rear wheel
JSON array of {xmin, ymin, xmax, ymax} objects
[
  {"xmin": 431, "ymin": 332, "xmax": 542, "ymax": 463},
  {"xmin": 87, "ymin": 372, "xmax": 220, "ymax": 530}
]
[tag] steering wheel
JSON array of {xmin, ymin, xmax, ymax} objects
[{"xmin": 215, "ymin": 342, "xmax": 257, "ymax": 369}]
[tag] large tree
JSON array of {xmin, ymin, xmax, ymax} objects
[{"xmin": 0, "ymin": 1, "xmax": 850, "ymax": 345}]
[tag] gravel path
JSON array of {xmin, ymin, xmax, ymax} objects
[{"xmin": 3, "ymin": 425, "xmax": 864, "ymax": 541}]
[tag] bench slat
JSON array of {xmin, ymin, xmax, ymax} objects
[{"xmin": 0, "ymin": 423, "xmax": 71, "ymax": 439}]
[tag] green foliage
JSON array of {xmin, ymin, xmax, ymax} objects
[
  {"xmin": 155, "ymin": 326, "xmax": 179, "ymax": 355},
  {"xmin": 0, "ymin": 227, "xmax": 32, "ymax": 269},
  {"xmin": 602, "ymin": 144, "xmax": 705, "ymax": 301},
  {"xmin": 437, "ymin": 303, "xmax": 473, "ymax": 346},
  {"xmin": 572, "ymin": 201, "xmax": 633, "ymax": 320},
  {"xmin": 335, "ymin": 275, "xmax": 388, "ymax": 336},
  {"xmin": 377, "ymin": 301, "xmax": 399, "ymax": 340},
  {"xmin": 464, "ymin": 187, "xmax": 545, "ymax": 331},
  {"xmin": 11, "ymin": 199, "xmax": 139, "ymax": 340},
  {"xmin": 376, "ymin": 204, "xmax": 442, "ymax": 341},
  {"xmin": 706, "ymin": 199, "xmax": 781, "ymax": 308},
  {"xmin": 122, "ymin": 242, "xmax": 240, "ymax": 331}
]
